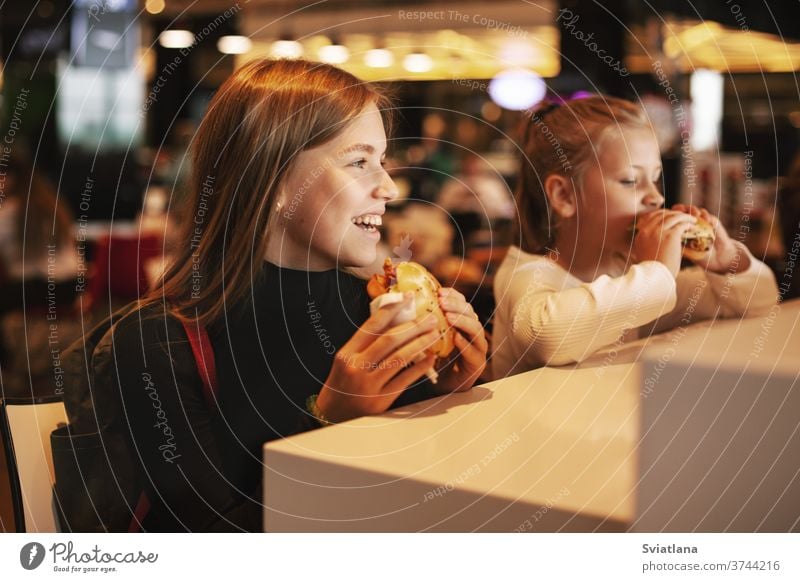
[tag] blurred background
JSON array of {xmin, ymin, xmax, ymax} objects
[{"xmin": 1, "ymin": 0, "xmax": 799, "ymax": 403}]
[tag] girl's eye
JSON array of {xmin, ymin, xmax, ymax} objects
[
  {"xmin": 350, "ymin": 159, "xmax": 367, "ymax": 169},
  {"xmin": 620, "ymin": 179, "xmax": 636, "ymax": 186}
]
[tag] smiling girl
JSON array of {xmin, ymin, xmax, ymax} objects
[
  {"xmin": 491, "ymin": 96, "xmax": 778, "ymax": 377},
  {"xmin": 110, "ymin": 59, "xmax": 487, "ymax": 531}
]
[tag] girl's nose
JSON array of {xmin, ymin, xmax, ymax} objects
[
  {"xmin": 375, "ymin": 170, "xmax": 399, "ymax": 201},
  {"xmin": 643, "ymin": 183, "xmax": 665, "ymax": 208}
]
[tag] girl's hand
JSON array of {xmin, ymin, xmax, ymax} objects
[
  {"xmin": 672, "ymin": 204, "xmax": 750, "ymax": 274},
  {"xmin": 632, "ymin": 209, "xmax": 697, "ymax": 276},
  {"xmin": 434, "ymin": 287, "xmax": 488, "ymax": 394},
  {"xmin": 316, "ymin": 294, "xmax": 439, "ymax": 423}
]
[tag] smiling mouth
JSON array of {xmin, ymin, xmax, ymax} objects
[{"xmin": 351, "ymin": 214, "xmax": 382, "ymax": 233}]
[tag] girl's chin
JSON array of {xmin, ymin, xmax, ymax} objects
[{"xmin": 338, "ymin": 242, "xmax": 378, "ymax": 269}]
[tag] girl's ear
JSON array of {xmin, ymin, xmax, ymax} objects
[
  {"xmin": 273, "ymin": 188, "xmax": 287, "ymax": 215},
  {"xmin": 543, "ymin": 174, "xmax": 576, "ymax": 219},
  {"xmin": 268, "ymin": 189, "xmax": 288, "ymax": 227}
]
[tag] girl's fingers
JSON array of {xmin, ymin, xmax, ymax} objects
[
  {"xmin": 663, "ymin": 213, "xmax": 697, "ymax": 232},
  {"xmin": 453, "ymin": 332, "xmax": 487, "ymax": 368},
  {"xmin": 439, "ymin": 295, "xmax": 472, "ymax": 315},
  {"xmin": 636, "ymin": 209, "xmax": 676, "ymax": 229},
  {"xmin": 672, "ymin": 203, "xmax": 701, "ymax": 217},
  {"xmin": 363, "ymin": 315, "xmax": 437, "ymax": 364},
  {"xmin": 380, "ymin": 353, "xmax": 436, "ymax": 397},
  {"xmin": 347, "ymin": 294, "xmax": 415, "ymax": 351},
  {"xmin": 664, "ymin": 220, "xmax": 696, "ymax": 244},
  {"xmin": 640, "ymin": 211, "xmax": 696, "ymax": 234},
  {"xmin": 438, "ymin": 288, "xmax": 469, "ymax": 309},
  {"xmin": 445, "ymin": 311, "xmax": 487, "ymax": 348},
  {"xmin": 375, "ymin": 330, "xmax": 440, "ymax": 378},
  {"xmin": 698, "ymin": 208, "xmax": 723, "ymax": 233}
]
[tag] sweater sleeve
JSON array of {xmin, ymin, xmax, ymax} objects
[
  {"xmin": 508, "ymin": 260, "xmax": 678, "ymax": 366},
  {"xmin": 647, "ymin": 242, "xmax": 779, "ymax": 335},
  {"xmin": 112, "ymin": 311, "xmax": 262, "ymax": 532}
]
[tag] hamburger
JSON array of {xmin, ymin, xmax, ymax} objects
[
  {"xmin": 367, "ymin": 258, "xmax": 455, "ymax": 383},
  {"xmin": 681, "ymin": 217, "xmax": 715, "ymax": 261},
  {"xmin": 630, "ymin": 214, "xmax": 716, "ymax": 261}
]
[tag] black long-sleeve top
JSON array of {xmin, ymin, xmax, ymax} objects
[{"xmin": 112, "ymin": 261, "xmax": 431, "ymax": 532}]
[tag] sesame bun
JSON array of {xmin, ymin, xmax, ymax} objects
[{"xmin": 368, "ymin": 259, "xmax": 455, "ymax": 359}]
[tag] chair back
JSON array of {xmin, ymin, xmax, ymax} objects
[
  {"xmin": 0, "ymin": 396, "xmax": 67, "ymax": 532},
  {"xmin": 87, "ymin": 232, "xmax": 163, "ymax": 304}
]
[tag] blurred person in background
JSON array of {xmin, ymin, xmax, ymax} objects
[
  {"xmin": 778, "ymin": 150, "xmax": 800, "ymax": 300},
  {"xmin": 0, "ymin": 147, "xmax": 81, "ymax": 395},
  {"xmin": 437, "ymin": 152, "xmax": 514, "ymax": 254}
]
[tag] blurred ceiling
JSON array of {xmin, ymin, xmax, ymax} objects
[
  {"xmin": 145, "ymin": 0, "xmax": 800, "ymax": 78},
  {"xmin": 232, "ymin": 0, "xmax": 560, "ymax": 80},
  {"xmin": 627, "ymin": 20, "xmax": 800, "ymax": 74}
]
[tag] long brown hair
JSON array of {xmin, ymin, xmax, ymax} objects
[
  {"xmin": 513, "ymin": 96, "xmax": 648, "ymax": 253},
  {"xmin": 142, "ymin": 59, "xmax": 392, "ymax": 326}
]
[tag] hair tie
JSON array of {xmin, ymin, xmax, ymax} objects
[{"xmin": 530, "ymin": 101, "xmax": 561, "ymax": 123}]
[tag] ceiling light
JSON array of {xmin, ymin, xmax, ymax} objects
[
  {"xmin": 403, "ymin": 52, "xmax": 433, "ymax": 73},
  {"xmin": 365, "ymin": 48, "xmax": 393, "ymax": 68},
  {"xmin": 270, "ymin": 39, "xmax": 303, "ymax": 59},
  {"xmin": 217, "ymin": 35, "xmax": 252, "ymax": 55},
  {"xmin": 145, "ymin": 0, "xmax": 165, "ymax": 15},
  {"xmin": 488, "ymin": 69, "xmax": 546, "ymax": 111},
  {"xmin": 159, "ymin": 30, "xmax": 195, "ymax": 49},
  {"xmin": 690, "ymin": 69, "xmax": 723, "ymax": 151},
  {"xmin": 481, "ymin": 101, "xmax": 502, "ymax": 122},
  {"xmin": 319, "ymin": 43, "xmax": 350, "ymax": 64}
]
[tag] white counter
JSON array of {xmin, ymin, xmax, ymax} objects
[
  {"xmin": 263, "ymin": 300, "xmax": 800, "ymax": 532},
  {"xmin": 633, "ymin": 300, "xmax": 799, "ymax": 532}
]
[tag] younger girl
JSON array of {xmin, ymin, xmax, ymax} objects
[
  {"xmin": 109, "ymin": 59, "xmax": 487, "ymax": 531},
  {"xmin": 492, "ymin": 96, "xmax": 778, "ymax": 377}
]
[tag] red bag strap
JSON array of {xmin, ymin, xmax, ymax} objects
[
  {"xmin": 182, "ymin": 319, "xmax": 219, "ymax": 407},
  {"xmin": 128, "ymin": 493, "xmax": 151, "ymax": 533}
]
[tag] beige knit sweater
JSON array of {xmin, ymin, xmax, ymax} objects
[{"xmin": 491, "ymin": 244, "xmax": 779, "ymax": 378}]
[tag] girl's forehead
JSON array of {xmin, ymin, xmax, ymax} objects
[
  {"xmin": 603, "ymin": 125, "xmax": 658, "ymax": 146},
  {"xmin": 314, "ymin": 107, "xmax": 387, "ymax": 155},
  {"xmin": 599, "ymin": 127, "xmax": 660, "ymax": 160}
]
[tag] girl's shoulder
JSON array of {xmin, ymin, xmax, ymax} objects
[
  {"xmin": 499, "ymin": 246, "xmax": 565, "ymax": 277},
  {"xmin": 495, "ymin": 246, "xmax": 575, "ymax": 297},
  {"xmin": 110, "ymin": 301, "xmax": 190, "ymax": 361}
]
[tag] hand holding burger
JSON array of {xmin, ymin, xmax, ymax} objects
[
  {"xmin": 680, "ymin": 216, "xmax": 715, "ymax": 261},
  {"xmin": 368, "ymin": 258, "xmax": 455, "ymax": 382},
  {"xmin": 632, "ymin": 209, "xmax": 699, "ymax": 276},
  {"xmin": 368, "ymin": 258, "xmax": 488, "ymax": 392},
  {"xmin": 672, "ymin": 204, "xmax": 750, "ymax": 274}
]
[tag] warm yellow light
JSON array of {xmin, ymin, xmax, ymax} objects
[
  {"xmin": 403, "ymin": 52, "xmax": 433, "ymax": 73},
  {"xmin": 365, "ymin": 48, "xmax": 393, "ymax": 68},
  {"xmin": 218, "ymin": 35, "xmax": 252, "ymax": 55},
  {"xmin": 159, "ymin": 30, "xmax": 194, "ymax": 49},
  {"xmin": 145, "ymin": 0, "xmax": 165, "ymax": 15},
  {"xmin": 481, "ymin": 101, "xmax": 502, "ymax": 122},
  {"xmin": 319, "ymin": 44, "xmax": 350, "ymax": 64},
  {"xmin": 270, "ymin": 39, "xmax": 303, "ymax": 59}
]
